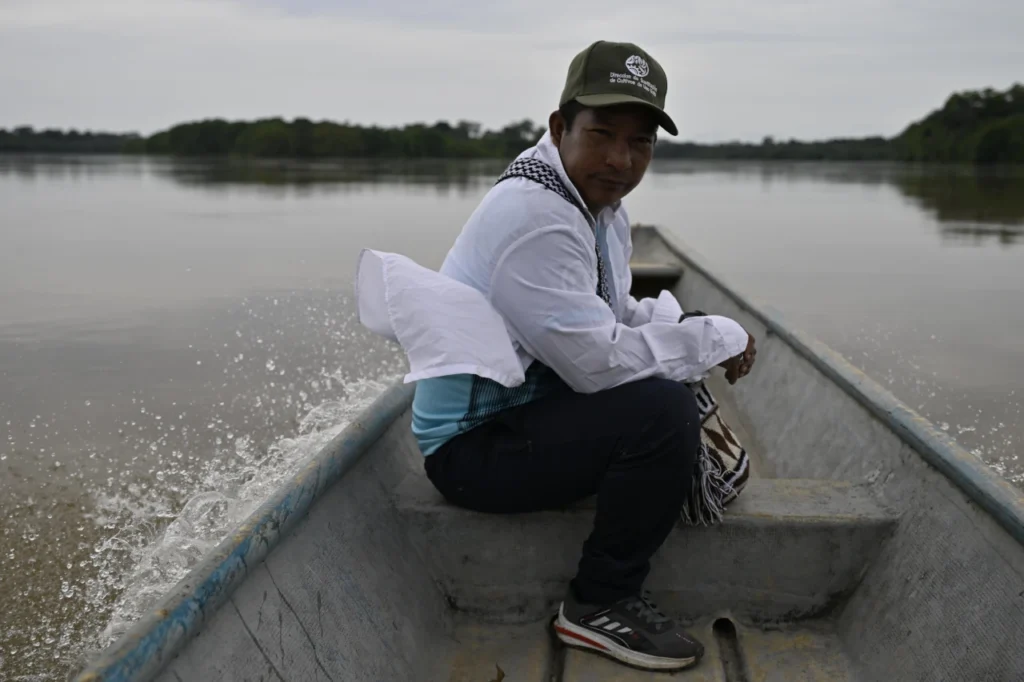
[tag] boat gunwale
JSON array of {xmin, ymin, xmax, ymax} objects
[
  {"xmin": 644, "ymin": 224, "xmax": 1024, "ymax": 548},
  {"xmin": 74, "ymin": 381, "xmax": 416, "ymax": 682}
]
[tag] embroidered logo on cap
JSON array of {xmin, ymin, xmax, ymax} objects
[{"xmin": 625, "ymin": 55, "xmax": 649, "ymax": 77}]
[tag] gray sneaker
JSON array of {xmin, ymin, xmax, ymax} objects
[{"xmin": 552, "ymin": 589, "xmax": 704, "ymax": 671}]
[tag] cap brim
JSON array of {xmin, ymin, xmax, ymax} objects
[{"xmin": 574, "ymin": 93, "xmax": 678, "ymax": 136}]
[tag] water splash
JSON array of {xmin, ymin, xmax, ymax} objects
[
  {"xmin": 841, "ymin": 322, "xmax": 1022, "ymax": 485},
  {"xmin": 0, "ymin": 290, "xmax": 407, "ymax": 681},
  {"xmin": 85, "ymin": 375, "xmax": 397, "ymax": 660}
]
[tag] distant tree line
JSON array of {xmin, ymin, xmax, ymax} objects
[
  {"xmin": 896, "ymin": 85, "xmax": 1024, "ymax": 164},
  {"xmin": 654, "ymin": 136, "xmax": 896, "ymax": 161},
  {"xmin": 655, "ymin": 84, "xmax": 1024, "ymax": 164},
  {"xmin": 3, "ymin": 84, "xmax": 1022, "ymax": 164},
  {"xmin": 0, "ymin": 120, "xmax": 544, "ymax": 159},
  {"xmin": 0, "ymin": 126, "xmax": 139, "ymax": 153},
  {"xmin": 135, "ymin": 118, "xmax": 545, "ymax": 159}
]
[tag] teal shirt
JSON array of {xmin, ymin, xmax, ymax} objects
[
  {"xmin": 412, "ymin": 363, "xmax": 568, "ymax": 455},
  {"xmin": 411, "ymin": 374, "xmax": 474, "ymax": 455}
]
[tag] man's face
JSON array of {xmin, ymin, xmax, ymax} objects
[{"xmin": 550, "ymin": 104, "xmax": 658, "ymax": 213}]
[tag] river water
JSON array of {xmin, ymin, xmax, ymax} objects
[{"xmin": 1, "ymin": 155, "xmax": 1022, "ymax": 680}]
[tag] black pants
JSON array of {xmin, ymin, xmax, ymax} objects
[{"xmin": 424, "ymin": 377, "xmax": 701, "ymax": 605}]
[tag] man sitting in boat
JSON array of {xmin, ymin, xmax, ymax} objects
[{"xmin": 358, "ymin": 40, "xmax": 755, "ymax": 672}]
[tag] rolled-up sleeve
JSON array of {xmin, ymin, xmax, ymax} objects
[{"xmin": 489, "ymin": 225, "xmax": 748, "ymax": 393}]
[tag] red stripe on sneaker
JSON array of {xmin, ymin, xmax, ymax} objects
[{"xmin": 554, "ymin": 624, "xmax": 610, "ymax": 652}]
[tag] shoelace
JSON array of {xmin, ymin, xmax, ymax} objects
[{"xmin": 624, "ymin": 590, "xmax": 673, "ymax": 632}]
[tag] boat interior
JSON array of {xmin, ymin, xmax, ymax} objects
[
  {"xmin": 153, "ymin": 386, "xmax": 894, "ymax": 682},
  {"xmin": 152, "ymin": 244, "xmax": 898, "ymax": 682},
  {"xmin": 90, "ymin": 226, "xmax": 1022, "ymax": 682}
]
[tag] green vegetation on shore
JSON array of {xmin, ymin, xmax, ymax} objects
[
  {"xmin": 0, "ymin": 127, "xmax": 140, "ymax": 154},
  {"xmin": 898, "ymin": 85, "xmax": 1024, "ymax": 164},
  {"xmin": 138, "ymin": 119, "xmax": 545, "ymax": 159},
  {"xmin": 3, "ymin": 84, "xmax": 1022, "ymax": 164}
]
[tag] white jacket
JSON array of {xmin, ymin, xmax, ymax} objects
[{"xmin": 356, "ymin": 132, "xmax": 748, "ymax": 392}]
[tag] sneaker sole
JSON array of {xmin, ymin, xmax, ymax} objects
[{"xmin": 551, "ymin": 611, "xmax": 699, "ymax": 672}]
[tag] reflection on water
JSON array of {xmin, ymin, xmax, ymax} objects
[
  {"xmin": 649, "ymin": 161, "xmax": 1024, "ymax": 245},
  {"xmin": 935, "ymin": 222, "xmax": 1024, "ymax": 246},
  {"xmin": 7, "ymin": 155, "xmax": 1022, "ymax": 241},
  {"xmin": 158, "ymin": 157, "xmax": 506, "ymax": 183},
  {"xmin": 0, "ymin": 154, "xmax": 1022, "ymax": 681},
  {"xmin": 895, "ymin": 168, "xmax": 1024, "ymax": 226},
  {"xmin": 0, "ymin": 154, "xmax": 510, "ymax": 200},
  {"xmin": 0, "ymin": 154, "xmax": 144, "ymax": 181},
  {"xmin": 894, "ymin": 169, "xmax": 1024, "ymax": 245},
  {"xmin": 151, "ymin": 157, "xmax": 509, "ymax": 197},
  {"xmin": 151, "ymin": 157, "xmax": 1024, "ymax": 245}
]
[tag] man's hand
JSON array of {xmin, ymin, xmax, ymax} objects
[{"xmin": 720, "ymin": 333, "xmax": 756, "ymax": 385}]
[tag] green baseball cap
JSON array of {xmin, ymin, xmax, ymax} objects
[{"xmin": 559, "ymin": 41, "xmax": 678, "ymax": 136}]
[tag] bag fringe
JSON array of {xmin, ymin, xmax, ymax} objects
[{"xmin": 680, "ymin": 442, "xmax": 737, "ymax": 527}]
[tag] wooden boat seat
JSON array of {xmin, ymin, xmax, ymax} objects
[{"xmin": 394, "ymin": 473, "xmax": 897, "ymax": 624}]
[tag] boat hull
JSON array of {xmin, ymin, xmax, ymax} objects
[{"xmin": 76, "ymin": 226, "xmax": 1024, "ymax": 682}]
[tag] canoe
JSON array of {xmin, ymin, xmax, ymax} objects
[{"xmin": 75, "ymin": 225, "xmax": 1024, "ymax": 682}]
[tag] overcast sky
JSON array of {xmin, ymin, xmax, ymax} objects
[{"xmin": 1, "ymin": 0, "xmax": 1021, "ymax": 142}]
